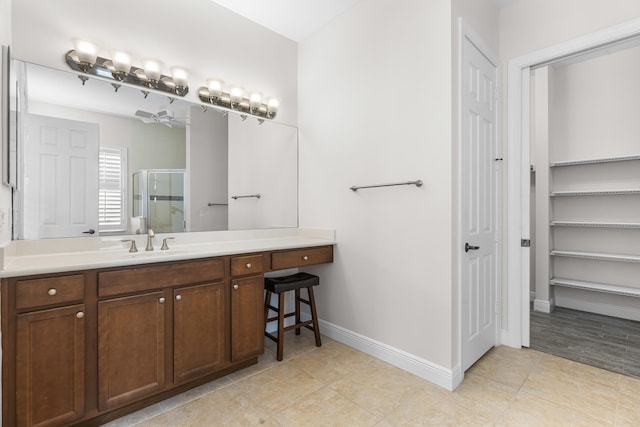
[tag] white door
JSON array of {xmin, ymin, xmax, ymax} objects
[
  {"xmin": 23, "ymin": 114, "xmax": 99, "ymax": 239},
  {"xmin": 461, "ymin": 33, "xmax": 499, "ymax": 371}
]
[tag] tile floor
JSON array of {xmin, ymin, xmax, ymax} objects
[{"xmin": 103, "ymin": 334, "xmax": 640, "ymax": 426}]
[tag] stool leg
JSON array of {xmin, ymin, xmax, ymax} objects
[
  {"xmin": 263, "ymin": 290, "xmax": 272, "ymax": 333},
  {"xmin": 295, "ymin": 288, "xmax": 301, "ymax": 335},
  {"xmin": 277, "ymin": 292, "xmax": 285, "ymax": 361},
  {"xmin": 307, "ymin": 286, "xmax": 322, "ymax": 347}
]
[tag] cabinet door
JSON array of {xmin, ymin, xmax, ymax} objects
[
  {"xmin": 231, "ymin": 275, "xmax": 265, "ymax": 362},
  {"xmin": 98, "ymin": 292, "xmax": 166, "ymax": 411},
  {"xmin": 174, "ymin": 282, "xmax": 228, "ymax": 384},
  {"xmin": 16, "ymin": 304, "xmax": 85, "ymax": 427}
]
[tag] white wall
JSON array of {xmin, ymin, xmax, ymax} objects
[
  {"xmin": 228, "ymin": 114, "xmax": 297, "ymax": 230},
  {"xmin": 11, "ymin": 0, "xmax": 297, "ymax": 126},
  {"xmin": 187, "ymin": 107, "xmax": 228, "ymax": 232},
  {"xmin": 299, "ymin": 0, "xmax": 455, "ymax": 371}
]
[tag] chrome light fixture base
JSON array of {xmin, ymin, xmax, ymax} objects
[
  {"xmin": 197, "ymin": 87, "xmax": 277, "ymax": 120},
  {"xmin": 65, "ymin": 50, "xmax": 189, "ymax": 97}
]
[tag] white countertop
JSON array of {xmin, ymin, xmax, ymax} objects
[{"xmin": 0, "ymin": 228, "xmax": 336, "ymax": 278}]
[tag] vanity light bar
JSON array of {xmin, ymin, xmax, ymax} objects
[
  {"xmin": 65, "ymin": 50, "xmax": 189, "ymax": 97},
  {"xmin": 197, "ymin": 86, "xmax": 279, "ymax": 120}
]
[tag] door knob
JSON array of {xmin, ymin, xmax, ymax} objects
[
  {"xmin": 465, "ymin": 243, "xmax": 480, "ymax": 253},
  {"xmin": 82, "ymin": 229, "xmax": 96, "ymax": 234}
]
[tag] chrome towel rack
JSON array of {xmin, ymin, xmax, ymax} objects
[
  {"xmin": 208, "ymin": 202, "xmax": 229, "ymax": 206},
  {"xmin": 350, "ymin": 180, "xmax": 423, "ymax": 192},
  {"xmin": 231, "ymin": 194, "xmax": 261, "ymax": 200}
]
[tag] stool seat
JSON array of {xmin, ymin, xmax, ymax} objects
[
  {"xmin": 264, "ymin": 272, "xmax": 322, "ymax": 361},
  {"xmin": 265, "ymin": 272, "xmax": 319, "ymax": 293}
]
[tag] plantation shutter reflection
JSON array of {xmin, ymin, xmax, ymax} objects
[{"xmin": 99, "ymin": 148, "xmax": 126, "ymax": 231}]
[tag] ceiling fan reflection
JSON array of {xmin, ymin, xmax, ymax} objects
[{"xmin": 134, "ymin": 109, "xmax": 186, "ymax": 127}]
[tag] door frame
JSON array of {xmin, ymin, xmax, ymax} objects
[
  {"xmin": 504, "ymin": 17, "xmax": 640, "ymax": 348},
  {"xmin": 457, "ymin": 18, "xmax": 501, "ymax": 381}
]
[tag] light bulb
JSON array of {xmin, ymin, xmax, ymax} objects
[
  {"xmin": 142, "ymin": 58, "xmax": 163, "ymax": 81},
  {"xmin": 72, "ymin": 38, "xmax": 99, "ymax": 64},
  {"xmin": 249, "ymin": 92, "xmax": 262, "ymax": 108},
  {"xmin": 170, "ymin": 67, "xmax": 189, "ymax": 87},
  {"xmin": 229, "ymin": 86, "xmax": 244, "ymax": 105},
  {"xmin": 267, "ymin": 97, "xmax": 280, "ymax": 113},
  {"xmin": 207, "ymin": 79, "xmax": 224, "ymax": 97},
  {"xmin": 110, "ymin": 50, "xmax": 132, "ymax": 73}
]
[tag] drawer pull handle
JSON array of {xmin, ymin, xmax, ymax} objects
[
  {"xmin": 302, "ymin": 255, "xmax": 309, "ymax": 261},
  {"xmin": 246, "ymin": 262, "xmax": 252, "ymax": 269},
  {"xmin": 233, "ymin": 284, "xmax": 239, "ymax": 290},
  {"xmin": 176, "ymin": 295, "xmax": 182, "ymax": 301},
  {"xmin": 76, "ymin": 311, "xmax": 84, "ymax": 319},
  {"xmin": 48, "ymin": 288, "xmax": 57, "ymax": 296},
  {"xmin": 159, "ymin": 297, "xmax": 166, "ymax": 304}
]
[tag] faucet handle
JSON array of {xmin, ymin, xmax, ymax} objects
[
  {"xmin": 121, "ymin": 239, "xmax": 138, "ymax": 253},
  {"xmin": 161, "ymin": 237, "xmax": 175, "ymax": 251}
]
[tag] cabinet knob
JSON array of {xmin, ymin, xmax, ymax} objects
[
  {"xmin": 76, "ymin": 311, "xmax": 84, "ymax": 319},
  {"xmin": 302, "ymin": 255, "xmax": 309, "ymax": 261},
  {"xmin": 48, "ymin": 288, "xmax": 57, "ymax": 296},
  {"xmin": 159, "ymin": 297, "xmax": 166, "ymax": 303},
  {"xmin": 233, "ymin": 283, "xmax": 239, "ymax": 290},
  {"xmin": 245, "ymin": 262, "xmax": 252, "ymax": 269},
  {"xmin": 176, "ymin": 295, "xmax": 182, "ymax": 301}
]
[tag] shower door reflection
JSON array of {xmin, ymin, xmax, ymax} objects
[{"xmin": 133, "ymin": 169, "xmax": 186, "ymax": 233}]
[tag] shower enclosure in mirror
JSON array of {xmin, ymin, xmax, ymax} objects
[
  {"xmin": 8, "ymin": 57, "xmax": 299, "ymax": 239},
  {"xmin": 133, "ymin": 169, "xmax": 186, "ymax": 234}
]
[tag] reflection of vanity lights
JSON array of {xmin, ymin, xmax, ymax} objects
[
  {"xmin": 65, "ymin": 39, "xmax": 189, "ymax": 96},
  {"xmin": 198, "ymin": 78, "xmax": 279, "ymax": 120}
]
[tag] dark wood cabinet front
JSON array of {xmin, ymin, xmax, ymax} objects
[
  {"xmin": 16, "ymin": 304, "xmax": 85, "ymax": 427},
  {"xmin": 173, "ymin": 282, "xmax": 228, "ymax": 384},
  {"xmin": 231, "ymin": 275, "xmax": 265, "ymax": 362},
  {"xmin": 97, "ymin": 291, "xmax": 166, "ymax": 411},
  {"xmin": 2, "ymin": 244, "xmax": 334, "ymax": 426}
]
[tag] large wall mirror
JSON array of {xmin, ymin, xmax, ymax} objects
[{"xmin": 9, "ymin": 59, "xmax": 298, "ymax": 240}]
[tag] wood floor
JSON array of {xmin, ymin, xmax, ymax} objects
[{"xmin": 530, "ymin": 306, "xmax": 640, "ymax": 378}]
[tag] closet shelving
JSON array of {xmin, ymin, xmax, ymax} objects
[{"xmin": 548, "ymin": 154, "xmax": 640, "ymax": 298}]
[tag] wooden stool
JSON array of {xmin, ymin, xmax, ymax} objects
[{"xmin": 264, "ymin": 272, "xmax": 322, "ymax": 361}]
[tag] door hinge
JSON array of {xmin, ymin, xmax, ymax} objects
[{"xmin": 521, "ymin": 239, "xmax": 531, "ymax": 247}]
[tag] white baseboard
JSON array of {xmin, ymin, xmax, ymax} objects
[
  {"xmin": 530, "ymin": 291, "xmax": 536, "ymax": 302},
  {"xmin": 555, "ymin": 295, "xmax": 640, "ymax": 322},
  {"xmin": 533, "ymin": 298, "xmax": 554, "ymax": 313},
  {"xmin": 318, "ymin": 319, "xmax": 460, "ymax": 391}
]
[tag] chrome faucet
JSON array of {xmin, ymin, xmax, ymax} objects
[{"xmin": 145, "ymin": 229, "xmax": 155, "ymax": 251}]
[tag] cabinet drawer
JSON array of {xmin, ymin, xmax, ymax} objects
[
  {"xmin": 16, "ymin": 274, "xmax": 85, "ymax": 310},
  {"xmin": 231, "ymin": 255, "xmax": 264, "ymax": 277},
  {"xmin": 271, "ymin": 246, "xmax": 333, "ymax": 270},
  {"xmin": 99, "ymin": 258, "xmax": 224, "ymax": 297}
]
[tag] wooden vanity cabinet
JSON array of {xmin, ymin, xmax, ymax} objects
[
  {"xmin": 97, "ymin": 258, "xmax": 227, "ymax": 411},
  {"xmin": 173, "ymin": 281, "xmax": 228, "ymax": 384},
  {"xmin": 1, "ymin": 273, "xmax": 88, "ymax": 427},
  {"xmin": 97, "ymin": 291, "xmax": 167, "ymax": 411},
  {"xmin": 16, "ymin": 303, "xmax": 86, "ymax": 427},
  {"xmin": 230, "ymin": 254, "xmax": 265, "ymax": 362},
  {"xmin": 2, "ymin": 245, "xmax": 334, "ymax": 426}
]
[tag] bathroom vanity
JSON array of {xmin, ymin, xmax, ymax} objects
[{"xmin": 0, "ymin": 229, "xmax": 334, "ymax": 426}]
